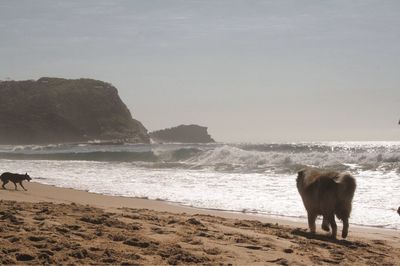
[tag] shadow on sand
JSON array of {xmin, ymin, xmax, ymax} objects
[{"xmin": 291, "ymin": 228, "xmax": 369, "ymax": 249}]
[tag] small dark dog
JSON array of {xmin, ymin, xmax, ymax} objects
[
  {"xmin": 1, "ymin": 172, "xmax": 32, "ymax": 191},
  {"xmin": 397, "ymin": 207, "xmax": 400, "ymax": 216}
]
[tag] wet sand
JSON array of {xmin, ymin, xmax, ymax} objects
[{"xmin": 0, "ymin": 182, "xmax": 399, "ymax": 265}]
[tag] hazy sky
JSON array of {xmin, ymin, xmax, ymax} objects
[{"xmin": 1, "ymin": 0, "xmax": 400, "ymax": 142}]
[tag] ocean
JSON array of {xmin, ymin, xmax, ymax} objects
[{"xmin": 0, "ymin": 141, "xmax": 399, "ymax": 230}]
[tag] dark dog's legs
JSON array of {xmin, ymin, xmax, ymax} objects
[
  {"xmin": 342, "ymin": 217, "xmax": 349, "ymax": 238},
  {"xmin": 307, "ymin": 212, "xmax": 317, "ymax": 234},
  {"xmin": 2, "ymin": 180, "xmax": 8, "ymax": 189},
  {"xmin": 327, "ymin": 214, "xmax": 337, "ymax": 239},
  {"xmin": 19, "ymin": 181, "xmax": 27, "ymax": 191},
  {"xmin": 13, "ymin": 182, "xmax": 17, "ymax": 190}
]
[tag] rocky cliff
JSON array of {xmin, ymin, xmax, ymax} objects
[
  {"xmin": 149, "ymin": 125, "xmax": 215, "ymax": 143},
  {"xmin": 0, "ymin": 77, "xmax": 149, "ymax": 144}
]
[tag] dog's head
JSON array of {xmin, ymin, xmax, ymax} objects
[
  {"xmin": 25, "ymin": 173, "xmax": 31, "ymax": 182},
  {"xmin": 296, "ymin": 169, "xmax": 306, "ymax": 190}
]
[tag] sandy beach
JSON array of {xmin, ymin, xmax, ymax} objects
[{"xmin": 0, "ymin": 182, "xmax": 399, "ymax": 265}]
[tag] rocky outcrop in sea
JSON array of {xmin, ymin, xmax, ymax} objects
[{"xmin": 150, "ymin": 124, "xmax": 215, "ymax": 143}]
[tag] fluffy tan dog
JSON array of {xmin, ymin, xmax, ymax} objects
[{"xmin": 296, "ymin": 167, "xmax": 356, "ymax": 239}]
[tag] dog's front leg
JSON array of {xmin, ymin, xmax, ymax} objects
[
  {"xmin": 13, "ymin": 182, "xmax": 17, "ymax": 190},
  {"xmin": 19, "ymin": 182, "xmax": 27, "ymax": 191}
]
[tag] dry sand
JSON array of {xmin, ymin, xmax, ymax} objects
[{"xmin": 0, "ymin": 182, "xmax": 399, "ymax": 265}]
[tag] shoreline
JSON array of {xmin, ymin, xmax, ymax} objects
[
  {"xmin": 2, "ymin": 181, "xmax": 300, "ymax": 223},
  {"xmin": 1, "ymin": 181, "xmax": 399, "ymax": 264},
  {"xmin": 0, "ymin": 181, "xmax": 398, "ymax": 237}
]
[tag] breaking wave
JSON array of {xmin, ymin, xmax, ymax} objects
[{"xmin": 1, "ymin": 142, "xmax": 400, "ymax": 174}]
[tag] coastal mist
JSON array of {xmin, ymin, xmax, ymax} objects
[{"xmin": 0, "ymin": 141, "xmax": 399, "ymax": 230}]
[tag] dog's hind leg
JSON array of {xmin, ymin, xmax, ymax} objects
[
  {"xmin": 2, "ymin": 180, "xmax": 8, "ymax": 189},
  {"xmin": 321, "ymin": 217, "xmax": 330, "ymax": 232},
  {"xmin": 13, "ymin": 182, "xmax": 18, "ymax": 190},
  {"xmin": 19, "ymin": 181, "xmax": 27, "ymax": 191},
  {"xmin": 307, "ymin": 212, "xmax": 317, "ymax": 234},
  {"xmin": 327, "ymin": 214, "xmax": 337, "ymax": 239},
  {"xmin": 342, "ymin": 217, "xmax": 349, "ymax": 238}
]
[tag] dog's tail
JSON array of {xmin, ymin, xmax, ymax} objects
[{"xmin": 0, "ymin": 173, "xmax": 5, "ymax": 182}]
